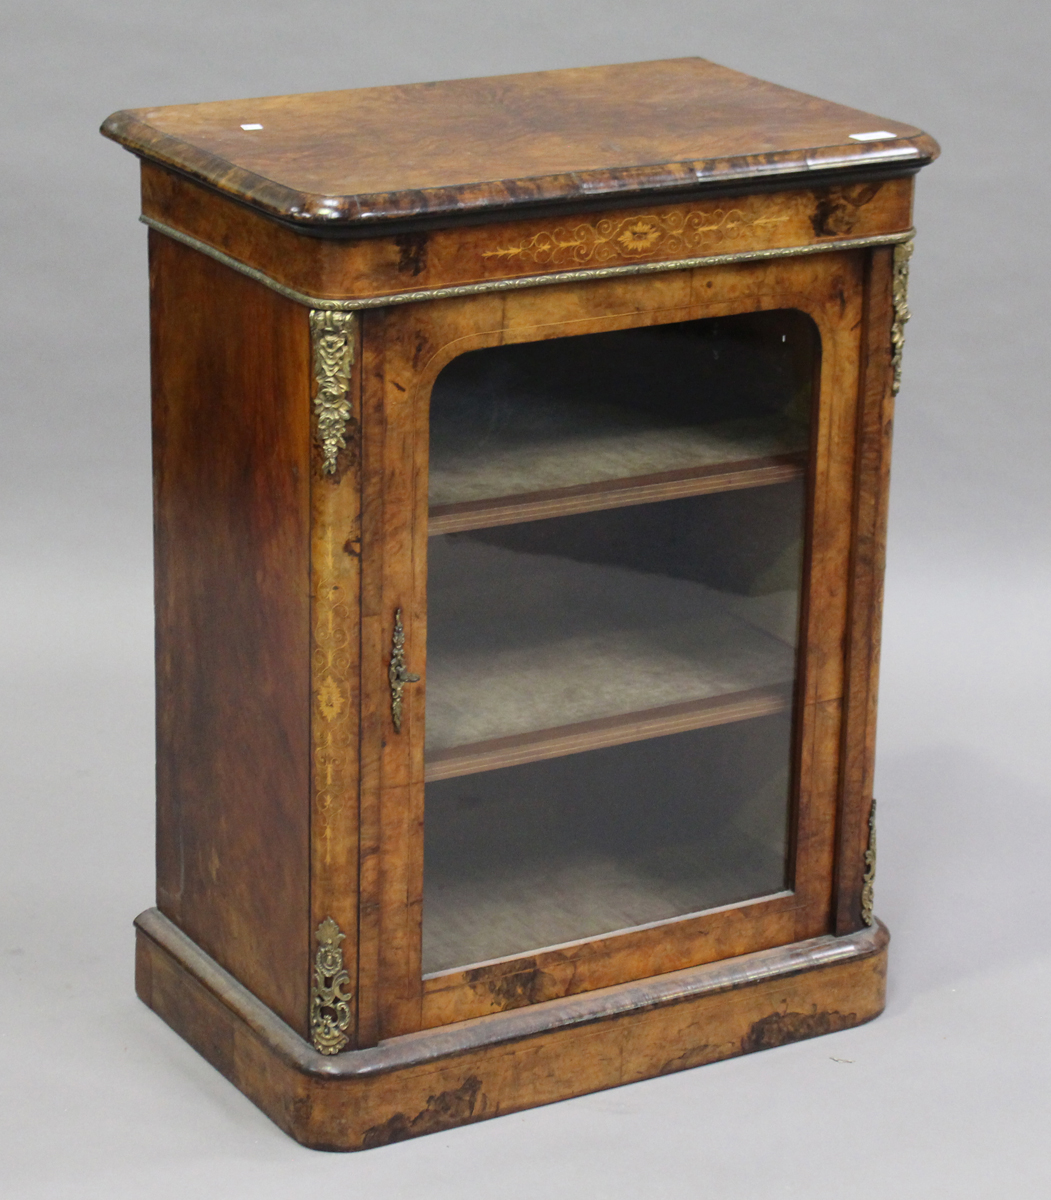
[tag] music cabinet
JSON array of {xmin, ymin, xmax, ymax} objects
[{"xmin": 102, "ymin": 58, "xmax": 937, "ymax": 1150}]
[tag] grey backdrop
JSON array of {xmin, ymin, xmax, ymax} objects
[{"xmin": 3, "ymin": 2, "xmax": 1049, "ymax": 1195}]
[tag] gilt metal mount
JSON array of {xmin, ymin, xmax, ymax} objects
[
  {"xmin": 388, "ymin": 608, "xmax": 420, "ymax": 733},
  {"xmin": 890, "ymin": 239, "xmax": 913, "ymax": 396},
  {"xmin": 860, "ymin": 800, "xmax": 877, "ymax": 927},
  {"xmin": 309, "ymin": 916, "xmax": 352, "ymax": 1055},
  {"xmin": 309, "ymin": 309, "xmax": 355, "ymax": 474}
]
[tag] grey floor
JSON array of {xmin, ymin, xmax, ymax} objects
[{"xmin": 3, "ymin": 2, "xmax": 1050, "ymax": 1196}]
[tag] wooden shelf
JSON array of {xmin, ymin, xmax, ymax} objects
[
  {"xmin": 430, "ymin": 452, "xmax": 805, "ymax": 535},
  {"xmin": 425, "ymin": 684, "xmax": 791, "ymax": 781},
  {"xmin": 430, "ymin": 409, "xmax": 809, "ymax": 535},
  {"xmin": 425, "ymin": 538, "xmax": 799, "ymax": 781}
]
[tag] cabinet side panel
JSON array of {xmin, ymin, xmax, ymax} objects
[
  {"xmin": 833, "ymin": 244, "xmax": 897, "ymax": 933},
  {"xmin": 150, "ymin": 230, "xmax": 311, "ymax": 1033}
]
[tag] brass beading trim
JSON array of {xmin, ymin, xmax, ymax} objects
[{"xmin": 141, "ymin": 215, "xmax": 916, "ymax": 311}]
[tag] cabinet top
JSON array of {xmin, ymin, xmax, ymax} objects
[{"xmin": 102, "ymin": 57, "xmax": 937, "ymax": 234}]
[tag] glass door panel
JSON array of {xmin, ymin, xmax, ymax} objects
[
  {"xmin": 423, "ymin": 310, "xmax": 816, "ymax": 976},
  {"xmin": 424, "ymin": 715, "xmax": 795, "ymax": 975}
]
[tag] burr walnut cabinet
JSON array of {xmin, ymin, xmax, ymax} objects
[{"xmin": 102, "ymin": 57, "xmax": 938, "ymax": 1150}]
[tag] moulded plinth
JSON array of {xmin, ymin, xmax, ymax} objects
[{"xmin": 134, "ymin": 907, "xmax": 888, "ymax": 1151}]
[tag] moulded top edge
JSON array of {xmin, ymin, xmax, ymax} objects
[{"xmin": 101, "ymin": 57, "xmax": 939, "ymax": 231}]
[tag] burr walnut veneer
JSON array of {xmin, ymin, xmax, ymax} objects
[{"xmin": 102, "ymin": 57, "xmax": 937, "ymax": 1150}]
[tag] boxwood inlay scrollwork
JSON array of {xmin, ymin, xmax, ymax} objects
[{"xmin": 482, "ymin": 209, "xmax": 790, "ymax": 268}]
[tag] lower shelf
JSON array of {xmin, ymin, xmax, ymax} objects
[
  {"xmin": 425, "ymin": 683, "xmax": 790, "ymax": 781},
  {"xmin": 135, "ymin": 908, "xmax": 889, "ymax": 1152}
]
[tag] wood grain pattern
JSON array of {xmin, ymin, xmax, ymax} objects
[
  {"xmin": 377, "ymin": 308, "xmax": 432, "ymax": 1042},
  {"xmin": 149, "ymin": 232, "xmax": 311, "ymax": 1034},
  {"xmin": 138, "ymin": 161, "xmax": 916, "ymax": 301},
  {"xmin": 104, "ymin": 58, "xmax": 936, "ymax": 230},
  {"xmin": 420, "ymin": 895, "xmax": 802, "ymax": 1029},
  {"xmin": 309, "ymin": 315, "xmax": 363, "ymax": 1044},
  {"xmin": 354, "ymin": 311, "xmax": 388, "ymax": 1049},
  {"xmin": 135, "ymin": 905, "xmax": 888, "ymax": 1150}
]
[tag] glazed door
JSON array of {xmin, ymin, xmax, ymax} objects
[{"xmin": 360, "ymin": 253, "xmax": 866, "ymax": 1040}]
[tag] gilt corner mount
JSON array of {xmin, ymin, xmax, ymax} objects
[{"xmin": 310, "ymin": 309, "xmax": 355, "ymax": 474}]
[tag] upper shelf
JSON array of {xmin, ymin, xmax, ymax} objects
[
  {"xmin": 101, "ymin": 58, "xmax": 939, "ymax": 232},
  {"xmin": 429, "ymin": 417, "xmax": 806, "ymax": 534},
  {"xmin": 429, "ymin": 310, "xmax": 815, "ymax": 533}
]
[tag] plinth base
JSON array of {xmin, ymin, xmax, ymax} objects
[{"xmin": 134, "ymin": 908, "xmax": 888, "ymax": 1151}]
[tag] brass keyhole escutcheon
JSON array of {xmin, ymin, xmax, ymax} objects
[{"xmin": 388, "ymin": 607, "xmax": 420, "ymax": 733}]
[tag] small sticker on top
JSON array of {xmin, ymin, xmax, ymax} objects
[{"xmin": 849, "ymin": 130, "xmax": 897, "ymax": 142}]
